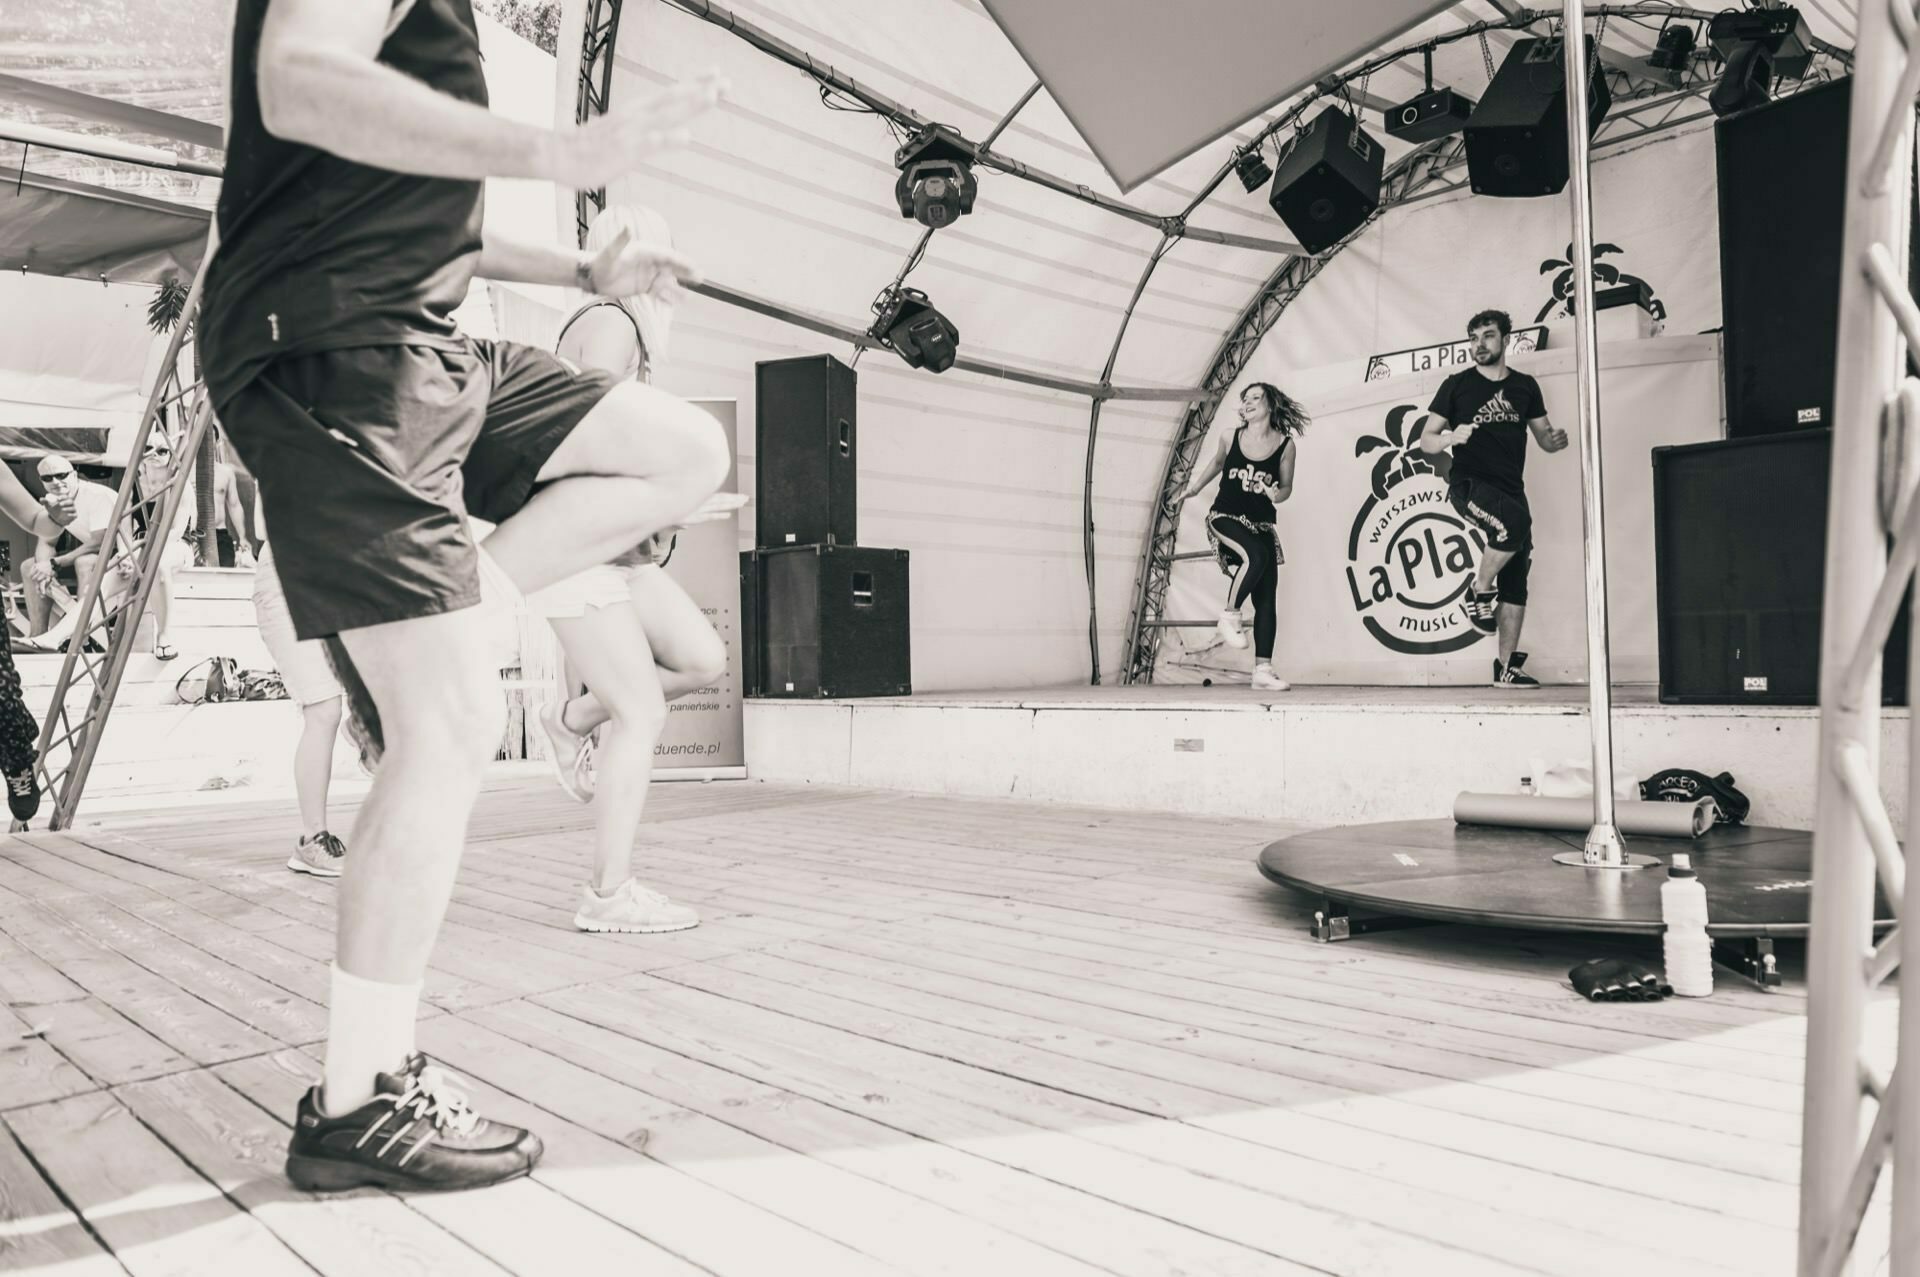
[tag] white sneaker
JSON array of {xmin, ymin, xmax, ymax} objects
[
  {"xmin": 288, "ymin": 830, "xmax": 345, "ymax": 878},
  {"xmin": 1217, "ymin": 610, "xmax": 1248, "ymax": 649},
  {"xmin": 1250, "ymin": 666, "xmax": 1290, "ymax": 691},
  {"xmin": 574, "ymin": 879, "xmax": 700, "ymax": 934},
  {"xmin": 536, "ymin": 701, "xmax": 594, "ymax": 803}
]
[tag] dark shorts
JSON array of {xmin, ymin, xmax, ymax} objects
[
  {"xmin": 1448, "ymin": 477, "xmax": 1533, "ymax": 606},
  {"xmin": 215, "ymin": 338, "xmax": 616, "ymax": 641}
]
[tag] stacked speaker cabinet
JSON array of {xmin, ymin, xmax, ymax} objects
[
  {"xmin": 1652, "ymin": 429, "xmax": 1908, "ymax": 705},
  {"xmin": 739, "ymin": 545, "xmax": 910, "ymax": 699},
  {"xmin": 756, "ymin": 354, "xmax": 858, "ymax": 547},
  {"xmin": 745, "ymin": 355, "xmax": 912, "ymax": 698},
  {"xmin": 1463, "ymin": 36, "xmax": 1610, "ymax": 198}
]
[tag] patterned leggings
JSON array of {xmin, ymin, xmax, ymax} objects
[{"xmin": 0, "ymin": 546, "xmax": 39, "ymax": 774}]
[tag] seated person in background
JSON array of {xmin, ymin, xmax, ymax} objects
[{"xmin": 22, "ymin": 456, "xmax": 137, "ymax": 648}]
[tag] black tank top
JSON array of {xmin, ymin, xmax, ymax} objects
[
  {"xmin": 202, "ymin": 0, "xmax": 488, "ymax": 404},
  {"xmin": 1211, "ymin": 429, "xmax": 1290, "ymax": 523}
]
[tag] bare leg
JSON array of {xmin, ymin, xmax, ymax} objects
[
  {"xmin": 22, "ymin": 573, "xmax": 48, "ymax": 634},
  {"xmin": 1497, "ymin": 602, "xmax": 1527, "ymax": 669},
  {"xmin": 550, "ymin": 605, "xmax": 666, "ymax": 894},
  {"xmin": 480, "ymin": 382, "xmax": 727, "ymax": 596},
  {"xmin": 151, "ymin": 569, "xmax": 173, "ymax": 652},
  {"xmin": 564, "ymin": 565, "xmax": 726, "ymax": 734},
  {"xmin": 294, "ymin": 694, "xmax": 344, "ymax": 837},
  {"xmin": 1474, "ymin": 546, "xmax": 1516, "ymax": 594},
  {"xmin": 333, "ymin": 610, "xmax": 501, "ymax": 983}
]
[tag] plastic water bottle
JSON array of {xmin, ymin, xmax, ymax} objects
[{"xmin": 1661, "ymin": 853, "xmax": 1714, "ymax": 997}]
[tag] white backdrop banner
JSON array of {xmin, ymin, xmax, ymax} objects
[{"xmin": 1158, "ymin": 334, "xmax": 1723, "ymax": 685}]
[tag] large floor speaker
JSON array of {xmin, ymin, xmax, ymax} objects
[
  {"xmin": 1464, "ymin": 36, "xmax": 1610, "ymax": 198},
  {"xmin": 741, "ymin": 545, "xmax": 910, "ymax": 699},
  {"xmin": 755, "ymin": 355, "xmax": 857, "ymax": 548},
  {"xmin": 1268, "ymin": 105, "xmax": 1384, "ymax": 255},
  {"xmin": 1653, "ymin": 429, "xmax": 1908, "ymax": 705},
  {"xmin": 1715, "ymin": 79, "xmax": 1920, "ymax": 437}
]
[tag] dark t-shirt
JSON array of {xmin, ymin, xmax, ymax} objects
[
  {"xmin": 201, "ymin": 0, "xmax": 488, "ymax": 405},
  {"xmin": 1427, "ymin": 367, "xmax": 1546, "ymax": 495}
]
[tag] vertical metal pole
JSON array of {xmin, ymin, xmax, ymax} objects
[
  {"xmin": 1801, "ymin": 0, "xmax": 1904, "ymax": 1268},
  {"xmin": 1558, "ymin": 0, "xmax": 1624, "ymax": 866}
]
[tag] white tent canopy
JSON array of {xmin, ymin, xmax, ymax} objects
[{"xmin": 0, "ymin": 0, "xmax": 1867, "ymax": 684}]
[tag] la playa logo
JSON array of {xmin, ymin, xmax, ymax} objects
[{"xmin": 1346, "ymin": 405, "xmax": 1486, "ymax": 655}]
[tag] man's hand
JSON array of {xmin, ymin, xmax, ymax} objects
[
  {"xmin": 42, "ymin": 489, "xmax": 76, "ymax": 527},
  {"xmin": 26, "ymin": 561, "xmax": 53, "ymax": 589},
  {"xmin": 559, "ymin": 75, "xmax": 727, "ymax": 191},
  {"xmin": 586, "ymin": 228, "xmax": 701, "ymax": 302},
  {"xmin": 1541, "ymin": 425, "xmax": 1571, "ymax": 452},
  {"xmin": 112, "ymin": 554, "xmax": 138, "ymax": 581},
  {"xmin": 1447, "ymin": 423, "xmax": 1477, "ymax": 448}
]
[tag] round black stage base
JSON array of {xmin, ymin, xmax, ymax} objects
[{"xmin": 1257, "ymin": 819, "xmax": 1894, "ymax": 987}]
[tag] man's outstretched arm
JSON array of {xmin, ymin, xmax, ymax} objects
[{"xmin": 255, "ymin": 0, "xmax": 721, "ymax": 190}]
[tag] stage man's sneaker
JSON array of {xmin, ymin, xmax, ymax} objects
[
  {"xmin": 1494, "ymin": 651, "xmax": 1541, "ymax": 689},
  {"xmin": 1461, "ymin": 588, "xmax": 1498, "ymax": 635},
  {"xmin": 1250, "ymin": 664, "xmax": 1290, "ymax": 692},
  {"xmin": 286, "ymin": 1053, "xmax": 542, "ymax": 1193}
]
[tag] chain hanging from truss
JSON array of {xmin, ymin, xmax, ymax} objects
[{"xmin": 33, "ymin": 253, "xmax": 215, "ymax": 830}]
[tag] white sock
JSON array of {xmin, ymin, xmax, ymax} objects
[
  {"xmin": 1255, "ymin": 661, "xmax": 1273, "ymax": 672},
  {"xmin": 321, "ymin": 963, "xmax": 421, "ymax": 1116}
]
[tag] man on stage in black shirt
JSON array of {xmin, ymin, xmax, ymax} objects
[
  {"xmin": 1418, "ymin": 309, "xmax": 1569, "ymax": 688},
  {"xmin": 205, "ymin": 0, "xmax": 730, "ymax": 1193}
]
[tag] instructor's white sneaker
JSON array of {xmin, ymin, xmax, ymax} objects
[
  {"xmin": 1250, "ymin": 666, "xmax": 1290, "ymax": 692},
  {"xmin": 288, "ymin": 830, "xmax": 345, "ymax": 878},
  {"xmin": 1217, "ymin": 610, "xmax": 1249, "ymax": 649},
  {"xmin": 574, "ymin": 879, "xmax": 700, "ymax": 934}
]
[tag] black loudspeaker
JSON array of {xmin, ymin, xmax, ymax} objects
[
  {"xmin": 743, "ymin": 545, "xmax": 910, "ymax": 698},
  {"xmin": 755, "ymin": 354, "xmax": 857, "ymax": 548},
  {"xmin": 1653, "ymin": 429, "xmax": 1908, "ymax": 705},
  {"xmin": 1268, "ymin": 105, "xmax": 1384, "ymax": 255},
  {"xmin": 1715, "ymin": 79, "xmax": 1920, "ymax": 437},
  {"xmin": 738, "ymin": 551, "xmax": 763, "ymax": 697},
  {"xmin": 1464, "ymin": 37, "xmax": 1611, "ymax": 197}
]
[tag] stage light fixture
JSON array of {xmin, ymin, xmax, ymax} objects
[
  {"xmin": 1233, "ymin": 145, "xmax": 1272, "ymax": 193},
  {"xmin": 893, "ymin": 126, "xmax": 978, "ymax": 229},
  {"xmin": 1710, "ymin": 39, "xmax": 1776, "ymax": 117},
  {"xmin": 1647, "ymin": 22, "xmax": 1697, "ymax": 72},
  {"xmin": 869, "ymin": 286, "xmax": 959, "ymax": 373},
  {"xmin": 1709, "ymin": 6, "xmax": 1814, "ymax": 81}
]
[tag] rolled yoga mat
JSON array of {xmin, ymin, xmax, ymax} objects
[{"xmin": 1452, "ymin": 792, "xmax": 1718, "ymax": 839}]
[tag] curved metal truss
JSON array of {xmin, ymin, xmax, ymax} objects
[
  {"xmin": 573, "ymin": 0, "xmax": 626, "ymax": 248},
  {"xmin": 1117, "ymin": 8, "xmax": 1851, "ymax": 684}
]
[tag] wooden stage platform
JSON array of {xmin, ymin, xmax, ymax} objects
[{"xmin": 0, "ymin": 778, "xmax": 1893, "ymax": 1276}]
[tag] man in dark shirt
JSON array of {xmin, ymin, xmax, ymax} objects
[
  {"xmin": 1417, "ymin": 308, "xmax": 1569, "ymax": 687},
  {"xmin": 205, "ymin": 0, "xmax": 730, "ymax": 1193}
]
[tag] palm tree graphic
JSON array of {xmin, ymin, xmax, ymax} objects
[
  {"xmin": 1536, "ymin": 242, "xmax": 1667, "ymax": 323},
  {"xmin": 1354, "ymin": 405, "xmax": 1437, "ymax": 499}
]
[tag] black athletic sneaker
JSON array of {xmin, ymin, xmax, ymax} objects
[
  {"xmin": 1493, "ymin": 651, "xmax": 1541, "ymax": 689},
  {"xmin": 286, "ymin": 1053, "xmax": 542, "ymax": 1193},
  {"xmin": 4, "ymin": 766, "xmax": 37, "ymax": 821},
  {"xmin": 1461, "ymin": 588, "xmax": 1498, "ymax": 635}
]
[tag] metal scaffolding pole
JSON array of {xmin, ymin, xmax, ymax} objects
[
  {"xmin": 1549, "ymin": 0, "xmax": 1628, "ymax": 868},
  {"xmin": 1799, "ymin": 0, "xmax": 1914, "ymax": 1269}
]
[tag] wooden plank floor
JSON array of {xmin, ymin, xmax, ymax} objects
[{"xmin": 0, "ymin": 777, "xmax": 1895, "ymax": 1276}]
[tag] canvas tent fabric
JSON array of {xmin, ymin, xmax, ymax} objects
[{"xmin": 0, "ymin": 0, "xmax": 1871, "ymax": 687}]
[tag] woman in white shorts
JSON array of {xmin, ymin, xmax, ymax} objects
[
  {"xmin": 518, "ymin": 205, "xmax": 730, "ymax": 935},
  {"xmin": 250, "ymin": 493, "xmax": 348, "ymax": 878}
]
